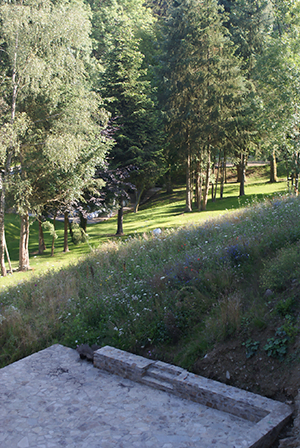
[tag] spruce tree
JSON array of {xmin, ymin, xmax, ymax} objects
[
  {"xmin": 160, "ymin": 0, "xmax": 246, "ymax": 210},
  {"xmin": 218, "ymin": 0, "xmax": 274, "ymax": 194},
  {"xmin": 99, "ymin": 14, "xmax": 165, "ymax": 217},
  {"xmin": 254, "ymin": 0, "xmax": 300, "ymax": 186}
]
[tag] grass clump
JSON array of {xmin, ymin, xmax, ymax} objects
[
  {"xmin": 260, "ymin": 242, "xmax": 300, "ymax": 292},
  {"xmin": 0, "ymin": 269, "xmax": 78, "ymax": 366}
]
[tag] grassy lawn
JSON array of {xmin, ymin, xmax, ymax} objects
[{"xmin": 1, "ymin": 165, "xmax": 288, "ymax": 289}]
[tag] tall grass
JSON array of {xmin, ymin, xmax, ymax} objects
[{"xmin": 1, "ymin": 192, "xmax": 300, "ymax": 368}]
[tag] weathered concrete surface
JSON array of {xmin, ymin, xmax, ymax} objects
[
  {"xmin": 0, "ymin": 344, "xmax": 292, "ymax": 448},
  {"xmin": 94, "ymin": 346, "xmax": 292, "ymax": 448}
]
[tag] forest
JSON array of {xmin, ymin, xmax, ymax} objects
[{"xmin": 0, "ymin": 0, "xmax": 299, "ymax": 277}]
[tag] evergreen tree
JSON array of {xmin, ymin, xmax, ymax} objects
[
  {"xmin": 218, "ymin": 0, "xmax": 273, "ymax": 72},
  {"xmin": 255, "ymin": 0, "xmax": 300, "ymax": 187},
  {"xmin": 218, "ymin": 0, "xmax": 274, "ymax": 194},
  {"xmin": 160, "ymin": 0, "xmax": 246, "ymax": 210},
  {"xmin": 98, "ymin": 13, "xmax": 165, "ymax": 216}
]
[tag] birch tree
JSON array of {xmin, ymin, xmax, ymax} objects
[{"xmin": 0, "ymin": 0, "xmax": 107, "ymax": 275}]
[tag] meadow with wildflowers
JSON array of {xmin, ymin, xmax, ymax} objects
[{"xmin": 1, "ymin": 188, "xmax": 300, "ymax": 384}]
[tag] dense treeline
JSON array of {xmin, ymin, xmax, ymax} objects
[{"xmin": 0, "ymin": 0, "xmax": 299, "ymax": 276}]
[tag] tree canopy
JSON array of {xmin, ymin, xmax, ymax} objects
[
  {"xmin": 1, "ymin": 0, "xmax": 300, "ymax": 276},
  {"xmin": 0, "ymin": 0, "xmax": 109, "ymax": 274}
]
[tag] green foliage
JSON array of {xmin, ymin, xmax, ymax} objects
[
  {"xmin": 219, "ymin": 0, "xmax": 273, "ymax": 72},
  {"xmin": 160, "ymin": 0, "xmax": 246, "ymax": 150},
  {"xmin": 94, "ymin": 0, "xmax": 165, "ymax": 205},
  {"xmin": 42, "ymin": 221, "xmax": 58, "ymax": 241},
  {"xmin": 0, "ymin": 0, "xmax": 110, "ymax": 274},
  {"xmin": 88, "ymin": 0, "xmax": 155, "ymax": 60},
  {"xmin": 69, "ymin": 223, "xmax": 89, "ymax": 245},
  {"xmin": 174, "ymin": 337, "xmax": 209, "ymax": 371},
  {"xmin": 260, "ymin": 242, "xmax": 300, "ymax": 292},
  {"xmin": 275, "ymin": 298, "xmax": 295, "ymax": 317},
  {"xmin": 281, "ymin": 315, "xmax": 298, "ymax": 342},
  {"xmin": 242, "ymin": 339, "xmax": 260, "ymax": 359},
  {"xmin": 253, "ymin": 0, "xmax": 300, "ymax": 179},
  {"xmin": 263, "ymin": 327, "xmax": 290, "ymax": 360},
  {"xmin": 252, "ymin": 316, "xmax": 267, "ymax": 330},
  {"xmin": 1, "ymin": 183, "xmax": 300, "ymax": 368},
  {"xmin": 0, "ymin": 168, "xmax": 287, "ymax": 280}
]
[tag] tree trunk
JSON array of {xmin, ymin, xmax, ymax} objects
[
  {"xmin": 19, "ymin": 212, "xmax": 30, "ymax": 271},
  {"xmin": 68, "ymin": 219, "xmax": 74, "ymax": 241},
  {"xmin": 295, "ymin": 173, "xmax": 299, "ymax": 196},
  {"xmin": 79, "ymin": 212, "xmax": 87, "ymax": 233},
  {"xmin": 116, "ymin": 200, "xmax": 124, "ymax": 235},
  {"xmin": 195, "ymin": 158, "xmax": 202, "ymax": 211},
  {"xmin": 166, "ymin": 165, "xmax": 173, "ymax": 194},
  {"xmin": 0, "ymin": 23, "xmax": 19, "ymax": 275},
  {"xmin": 63, "ymin": 211, "xmax": 69, "ymax": 252},
  {"xmin": 134, "ymin": 189, "xmax": 144, "ymax": 213},
  {"xmin": 51, "ymin": 215, "xmax": 56, "ymax": 257},
  {"xmin": 38, "ymin": 218, "xmax": 46, "ymax": 255},
  {"xmin": 220, "ymin": 159, "xmax": 224, "ymax": 199},
  {"xmin": 295, "ymin": 152, "xmax": 299, "ymax": 196},
  {"xmin": 201, "ymin": 148, "xmax": 211, "ymax": 211},
  {"xmin": 237, "ymin": 162, "xmax": 242, "ymax": 183},
  {"xmin": 270, "ymin": 149, "xmax": 278, "ymax": 183},
  {"xmin": 224, "ymin": 150, "xmax": 227, "ymax": 184},
  {"xmin": 236, "ymin": 152, "xmax": 247, "ymax": 184},
  {"xmin": 211, "ymin": 155, "xmax": 216, "ymax": 202},
  {"xmin": 239, "ymin": 153, "xmax": 246, "ymax": 197},
  {"xmin": 0, "ymin": 172, "xmax": 7, "ymax": 276},
  {"xmin": 213, "ymin": 154, "xmax": 220, "ymax": 202},
  {"xmin": 191, "ymin": 170, "xmax": 195, "ymax": 204},
  {"xmin": 4, "ymin": 232, "xmax": 12, "ymax": 274},
  {"xmin": 286, "ymin": 156, "xmax": 290, "ymax": 192},
  {"xmin": 185, "ymin": 139, "xmax": 192, "ymax": 212}
]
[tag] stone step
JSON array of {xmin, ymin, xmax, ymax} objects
[
  {"xmin": 146, "ymin": 365, "xmax": 178, "ymax": 383},
  {"xmin": 141, "ymin": 374, "xmax": 174, "ymax": 392}
]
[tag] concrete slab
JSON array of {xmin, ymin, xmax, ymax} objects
[{"xmin": 0, "ymin": 344, "xmax": 292, "ymax": 448}]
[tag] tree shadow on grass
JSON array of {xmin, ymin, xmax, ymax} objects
[{"xmin": 152, "ymin": 191, "xmax": 278, "ymax": 219}]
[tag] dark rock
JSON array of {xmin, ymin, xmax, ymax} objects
[
  {"xmin": 76, "ymin": 344, "xmax": 100, "ymax": 362},
  {"xmin": 264, "ymin": 289, "xmax": 274, "ymax": 298}
]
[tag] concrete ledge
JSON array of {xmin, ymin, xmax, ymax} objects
[
  {"xmin": 94, "ymin": 345, "xmax": 154, "ymax": 380},
  {"xmin": 94, "ymin": 345, "xmax": 292, "ymax": 448}
]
